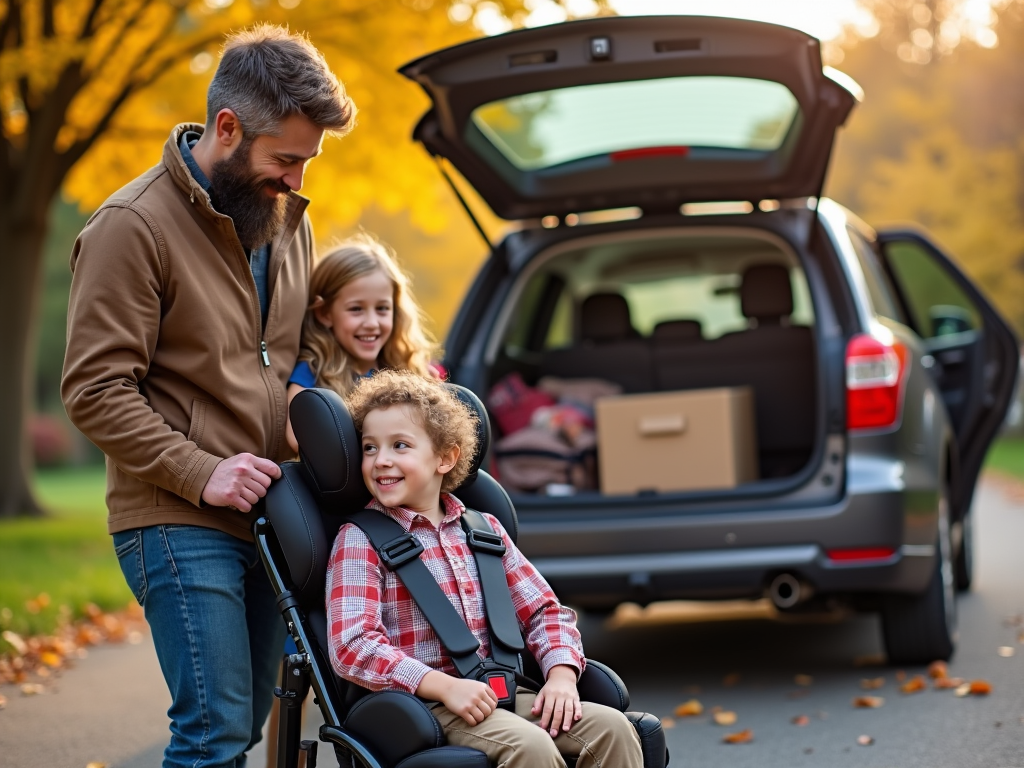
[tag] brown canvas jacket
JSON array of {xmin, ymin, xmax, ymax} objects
[{"xmin": 62, "ymin": 124, "xmax": 314, "ymax": 540}]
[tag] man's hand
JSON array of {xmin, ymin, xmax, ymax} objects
[
  {"xmin": 532, "ymin": 665, "xmax": 581, "ymax": 737},
  {"xmin": 201, "ymin": 453, "xmax": 281, "ymax": 512}
]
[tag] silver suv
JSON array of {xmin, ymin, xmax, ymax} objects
[{"xmin": 400, "ymin": 15, "xmax": 1018, "ymax": 664}]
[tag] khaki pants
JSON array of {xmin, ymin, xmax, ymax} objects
[{"xmin": 430, "ymin": 687, "xmax": 643, "ymax": 768}]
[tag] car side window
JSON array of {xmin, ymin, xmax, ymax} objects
[
  {"xmin": 880, "ymin": 240, "xmax": 981, "ymax": 338},
  {"xmin": 847, "ymin": 227, "xmax": 906, "ymax": 324}
]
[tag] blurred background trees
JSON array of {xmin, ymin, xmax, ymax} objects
[{"xmin": 4, "ymin": 0, "xmax": 1024, "ymax": 516}]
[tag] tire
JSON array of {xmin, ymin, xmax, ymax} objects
[
  {"xmin": 954, "ymin": 507, "xmax": 973, "ymax": 592},
  {"xmin": 881, "ymin": 486, "xmax": 957, "ymax": 665}
]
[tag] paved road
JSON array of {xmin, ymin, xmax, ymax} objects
[{"xmin": 2, "ymin": 479, "xmax": 1022, "ymax": 767}]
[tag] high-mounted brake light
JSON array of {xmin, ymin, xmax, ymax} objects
[
  {"xmin": 846, "ymin": 333, "xmax": 909, "ymax": 431},
  {"xmin": 610, "ymin": 146, "xmax": 690, "ymax": 162}
]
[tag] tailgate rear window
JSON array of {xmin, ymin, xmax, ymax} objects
[{"xmin": 470, "ymin": 76, "xmax": 800, "ymax": 171}]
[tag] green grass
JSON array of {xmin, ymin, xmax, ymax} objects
[
  {"xmin": 0, "ymin": 466, "xmax": 132, "ymax": 640},
  {"xmin": 983, "ymin": 436, "xmax": 1024, "ymax": 480}
]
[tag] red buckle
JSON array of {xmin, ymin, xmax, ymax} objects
[{"xmin": 487, "ymin": 674, "xmax": 509, "ymax": 700}]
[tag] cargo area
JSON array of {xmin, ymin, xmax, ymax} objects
[{"xmin": 483, "ymin": 229, "xmax": 820, "ymax": 497}]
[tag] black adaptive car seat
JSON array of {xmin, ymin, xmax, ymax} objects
[{"xmin": 255, "ymin": 386, "xmax": 668, "ymax": 768}]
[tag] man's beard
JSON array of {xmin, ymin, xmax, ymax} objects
[{"xmin": 209, "ymin": 139, "xmax": 290, "ymax": 251}]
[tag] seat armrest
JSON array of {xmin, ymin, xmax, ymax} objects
[
  {"xmin": 343, "ymin": 690, "xmax": 445, "ymax": 767},
  {"xmin": 624, "ymin": 712, "xmax": 669, "ymax": 768},
  {"xmin": 319, "ymin": 724, "xmax": 385, "ymax": 768},
  {"xmin": 578, "ymin": 658, "xmax": 630, "ymax": 711}
]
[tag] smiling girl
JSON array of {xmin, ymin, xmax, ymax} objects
[{"xmin": 285, "ymin": 233, "xmax": 440, "ymax": 452}]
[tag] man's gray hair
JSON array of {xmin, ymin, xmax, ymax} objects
[{"xmin": 206, "ymin": 24, "xmax": 356, "ymax": 138}]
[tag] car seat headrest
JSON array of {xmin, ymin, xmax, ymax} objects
[
  {"xmin": 581, "ymin": 293, "xmax": 635, "ymax": 343},
  {"xmin": 290, "ymin": 388, "xmax": 371, "ymax": 511},
  {"xmin": 290, "ymin": 384, "xmax": 492, "ymax": 503},
  {"xmin": 448, "ymin": 384, "xmax": 491, "ymax": 486},
  {"xmin": 740, "ymin": 264, "xmax": 793, "ymax": 324},
  {"xmin": 651, "ymin": 319, "xmax": 703, "ymax": 343}
]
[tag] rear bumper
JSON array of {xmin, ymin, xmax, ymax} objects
[
  {"xmin": 534, "ymin": 542, "xmax": 935, "ymax": 608},
  {"xmin": 520, "ymin": 485, "xmax": 938, "ymax": 608}
]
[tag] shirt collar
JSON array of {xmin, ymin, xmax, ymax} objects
[
  {"xmin": 178, "ymin": 130, "xmax": 212, "ymax": 194},
  {"xmin": 367, "ymin": 493, "xmax": 465, "ymax": 531}
]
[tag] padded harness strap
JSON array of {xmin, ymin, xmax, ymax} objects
[
  {"xmin": 459, "ymin": 509, "xmax": 525, "ymax": 675},
  {"xmin": 347, "ymin": 509, "xmax": 481, "ymax": 679}
]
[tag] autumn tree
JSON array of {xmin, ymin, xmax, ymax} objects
[
  {"xmin": 0, "ymin": 0, "xmax": 530, "ymax": 517},
  {"xmin": 827, "ymin": 0, "xmax": 1024, "ymax": 331}
]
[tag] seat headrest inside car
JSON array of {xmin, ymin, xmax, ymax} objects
[
  {"xmin": 580, "ymin": 293, "xmax": 635, "ymax": 343},
  {"xmin": 740, "ymin": 264, "xmax": 793, "ymax": 323},
  {"xmin": 651, "ymin": 319, "xmax": 703, "ymax": 343},
  {"xmin": 290, "ymin": 383, "xmax": 492, "ymax": 504}
]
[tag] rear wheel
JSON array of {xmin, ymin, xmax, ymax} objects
[
  {"xmin": 953, "ymin": 507, "xmax": 974, "ymax": 591},
  {"xmin": 881, "ymin": 487, "xmax": 957, "ymax": 664}
]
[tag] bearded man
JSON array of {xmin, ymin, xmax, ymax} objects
[{"xmin": 62, "ymin": 26, "xmax": 355, "ymax": 768}]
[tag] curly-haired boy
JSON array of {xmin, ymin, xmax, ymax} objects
[{"xmin": 325, "ymin": 370, "xmax": 642, "ymax": 767}]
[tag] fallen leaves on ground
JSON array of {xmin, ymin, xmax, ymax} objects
[
  {"xmin": 722, "ymin": 672, "xmax": 741, "ymax": 687},
  {"xmin": 20, "ymin": 683, "xmax": 44, "ymax": 696},
  {"xmin": 85, "ymin": 762, "xmax": 108, "ymax": 768},
  {"xmin": 674, "ymin": 699, "xmax": 703, "ymax": 717},
  {"xmin": 900, "ymin": 675, "xmax": 928, "ymax": 694},
  {"xmin": 0, "ymin": 599, "xmax": 147, "ymax": 694},
  {"xmin": 659, "ymin": 717, "xmax": 675, "ymax": 729},
  {"xmin": 857, "ymin": 735, "xmax": 875, "ymax": 746},
  {"xmin": 1018, "ymin": 631, "xmax": 1024, "ymax": 645},
  {"xmin": 860, "ymin": 677, "xmax": 885, "ymax": 689},
  {"xmin": 933, "ymin": 676, "xmax": 965, "ymax": 689},
  {"xmin": 954, "ymin": 680, "xmax": 993, "ymax": 697},
  {"xmin": 713, "ymin": 711, "xmax": 738, "ymax": 726},
  {"xmin": 0, "ymin": 692, "xmax": 7, "ymax": 709},
  {"xmin": 792, "ymin": 715, "xmax": 810, "ymax": 726},
  {"xmin": 895, "ymin": 670, "xmax": 907, "ymax": 682},
  {"xmin": 997, "ymin": 646, "xmax": 1015, "ymax": 657},
  {"xmin": 927, "ymin": 661, "xmax": 948, "ymax": 679},
  {"xmin": 794, "ymin": 674, "xmax": 813, "ymax": 686},
  {"xmin": 722, "ymin": 729, "xmax": 754, "ymax": 744},
  {"xmin": 853, "ymin": 696, "xmax": 885, "ymax": 708}
]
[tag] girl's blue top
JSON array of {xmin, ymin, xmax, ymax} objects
[
  {"xmin": 288, "ymin": 360, "xmax": 317, "ymax": 389},
  {"xmin": 288, "ymin": 360, "xmax": 377, "ymax": 389}
]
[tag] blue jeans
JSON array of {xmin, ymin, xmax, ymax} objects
[{"xmin": 113, "ymin": 525, "xmax": 286, "ymax": 768}]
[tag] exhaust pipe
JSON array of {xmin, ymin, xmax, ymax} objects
[{"xmin": 769, "ymin": 573, "xmax": 807, "ymax": 610}]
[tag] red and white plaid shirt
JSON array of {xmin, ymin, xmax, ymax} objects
[{"xmin": 326, "ymin": 493, "xmax": 585, "ymax": 694}]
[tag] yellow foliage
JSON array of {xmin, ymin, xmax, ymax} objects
[
  {"xmin": 2, "ymin": 0, "xmax": 527, "ymax": 336},
  {"xmin": 858, "ymin": 125, "xmax": 1024, "ymax": 332}
]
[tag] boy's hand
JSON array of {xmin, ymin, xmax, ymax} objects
[
  {"xmin": 437, "ymin": 676, "xmax": 499, "ymax": 726},
  {"xmin": 532, "ymin": 665, "xmax": 581, "ymax": 737}
]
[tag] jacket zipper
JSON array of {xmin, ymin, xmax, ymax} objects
[{"xmin": 260, "ymin": 340, "xmax": 270, "ymax": 367}]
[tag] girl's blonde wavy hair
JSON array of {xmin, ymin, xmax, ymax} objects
[{"xmin": 299, "ymin": 233, "xmax": 438, "ymax": 396}]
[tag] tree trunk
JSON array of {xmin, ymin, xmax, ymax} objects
[{"xmin": 0, "ymin": 206, "xmax": 54, "ymax": 518}]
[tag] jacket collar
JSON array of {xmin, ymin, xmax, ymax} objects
[{"xmin": 162, "ymin": 122, "xmax": 310, "ymax": 232}]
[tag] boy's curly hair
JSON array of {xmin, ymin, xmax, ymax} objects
[{"xmin": 346, "ymin": 370, "xmax": 479, "ymax": 493}]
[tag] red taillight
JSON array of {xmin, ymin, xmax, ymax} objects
[
  {"xmin": 826, "ymin": 547, "xmax": 897, "ymax": 562},
  {"xmin": 846, "ymin": 334, "xmax": 909, "ymax": 431}
]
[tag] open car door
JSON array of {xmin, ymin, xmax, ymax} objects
[
  {"xmin": 876, "ymin": 229, "xmax": 1019, "ymax": 518},
  {"xmin": 400, "ymin": 15, "xmax": 861, "ymax": 220}
]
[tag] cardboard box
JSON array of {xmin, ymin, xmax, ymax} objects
[{"xmin": 595, "ymin": 387, "xmax": 758, "ymax": 495}]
